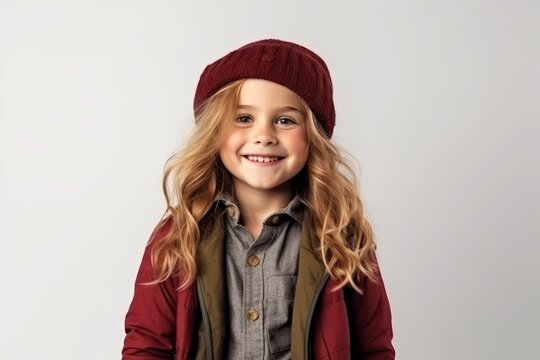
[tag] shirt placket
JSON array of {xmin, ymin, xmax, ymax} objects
[{"xmin": 243, "ymin": 224, "xmax": 275, "ymax": 360}]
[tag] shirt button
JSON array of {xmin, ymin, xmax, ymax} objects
[
  {"xmin": 247, "ymin": 308, "xmax": 259, "ymax": 321},
  {"xmin": 226, "ymin": 206, "xmax": 235, "ymax": 218},
  {"xmin": 247, "ymin": 255, "xmax": 260, "ymax": 267},
  {"xmin": 270, "ymin": 215, "xmax": 280, "ymax": 225}
]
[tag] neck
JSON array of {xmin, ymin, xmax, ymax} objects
[{"xmin": 233, "ymin": 181, "xmax": 294, "ymax": 238}]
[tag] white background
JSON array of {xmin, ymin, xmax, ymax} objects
[{"xmin": 1, "ymin": 1, "xmax": 538, "ymax": 359}]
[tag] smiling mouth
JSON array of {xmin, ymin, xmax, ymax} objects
[{"xmin": 243, "ymin": 155, "xmax": 283, "ymax": 163}]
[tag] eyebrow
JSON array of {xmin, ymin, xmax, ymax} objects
[{"xmin": 237, "ymin": 104, "xmax": 305, "ymax": 114}]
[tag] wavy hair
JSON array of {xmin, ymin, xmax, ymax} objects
[
  {"xmin": 149, "ymin": 79, "xmax": 378, "ymax": 293},
  {"xmin": 148, "ymin": 81, "xmax": 240, "ymax": 289},
  {"xmin": 301, "ymin": 109, "xmax": 378, "ymax": 292}
]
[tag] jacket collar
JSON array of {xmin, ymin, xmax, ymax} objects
[
  {"xmin": 291, "ymin": 210, "xmax": 328, "ymax": 359},
  {"xmin": 196, "ymin": 209, "xmax": 227, "ymax": 359}
]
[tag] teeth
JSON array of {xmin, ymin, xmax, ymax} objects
[{"xmin": 246, "ymin": 155, "xmax": 280, "ymax": 163}]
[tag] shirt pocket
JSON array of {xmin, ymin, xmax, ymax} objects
[{"xmin": 267, "ymin": 275, "xmax": 297, "ymax": 356}]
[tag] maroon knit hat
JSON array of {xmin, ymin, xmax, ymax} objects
[{"xmin": 193, "ymin": 39, "xmax": 336, "ymax": 138}]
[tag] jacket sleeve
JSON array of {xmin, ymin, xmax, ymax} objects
[
  {"xmin": 346, "ymin": 262, "xmax": 395, "ymax": 360},
  {"xmin": 122, "ymin": 220, "xmax": 178, "ymax": 360}
]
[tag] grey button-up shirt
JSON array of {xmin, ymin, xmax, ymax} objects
[{"xmin": 214, "ymin": 193, "xmax": 305, "ymax": 360}]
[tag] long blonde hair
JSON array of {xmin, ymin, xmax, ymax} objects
[{"xmin": 149, "ymin": 79, "xmax": 378, "ymax": 292}]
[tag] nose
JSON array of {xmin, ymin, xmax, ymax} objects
[{"xmin": 252, "ymin": 121, "xmax": 277, "ymax": 145}]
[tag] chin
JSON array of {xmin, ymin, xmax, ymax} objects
[{"xmin": 249, "ymin": 179, "xmax": 294, "ymax": 191}]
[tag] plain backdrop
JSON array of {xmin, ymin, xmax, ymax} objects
[{"xmin": 1, "ymin": 1, "xmax": 538, "ymax": 359}]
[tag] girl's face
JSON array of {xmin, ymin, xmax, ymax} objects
[{"xmin": 219, "ymin": 79, "xmax": 309, "ymax": 196}]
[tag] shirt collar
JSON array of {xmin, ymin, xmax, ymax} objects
[{"xmin": 213, "ymin": 191, "xmax": 305, "ymax": 225}]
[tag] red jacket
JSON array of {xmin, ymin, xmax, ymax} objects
[{"xmin": 123, "ymin": 212, "xmax": 395, "ymax": 359}]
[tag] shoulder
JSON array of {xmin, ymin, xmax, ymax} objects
[
  {"xmin": 146, "ymin": 215, "xmax": 174, "ymax": 247},
  {"xmin": 135, "ymin": 216, "xmax": 179, "ymax": 285}
]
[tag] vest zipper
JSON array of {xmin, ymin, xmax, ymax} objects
[
  {"xmin": 304, "ymin": 272, "xmax": 330, "ymax": 360},
  {"xmin": 196, "ymin": 280, "xmax": 213, "ymax": 360}
]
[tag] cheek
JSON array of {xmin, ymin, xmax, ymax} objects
[
  {"xmin": 297, "ymin": 144, "xmax": 309, "ymax": 166},
  {"xmin": 287, "ymin": 132, "xmax": 309, "ymax": 163},
  {"xmin": 219, "ymin": 133, "xmax": 246, "ymax": 177},
  {"xmin": 219, "ymin": 132, "xmax": 242, "ymax": 158}
]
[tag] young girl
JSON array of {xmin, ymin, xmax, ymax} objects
[{"xmin": 122, "ymin": 39, "xmax": 394, "ymax": 360}]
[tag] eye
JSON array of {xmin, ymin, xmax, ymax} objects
[
  {"xmin": 235, "ymin": 115, "xmax": 253, "ymax": 124},
  {"xmin": 275, "ymin": 117, "xmax": 296, "ymax": 126}
]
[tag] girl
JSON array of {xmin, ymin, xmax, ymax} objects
[{"xmin": 122, "ymin": 39, "xmax": 394, "ymax": 360}]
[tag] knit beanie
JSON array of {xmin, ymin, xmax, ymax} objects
[{"xmin": 193, "ymin": 39, "xmax": 336, "ymax": 138}]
